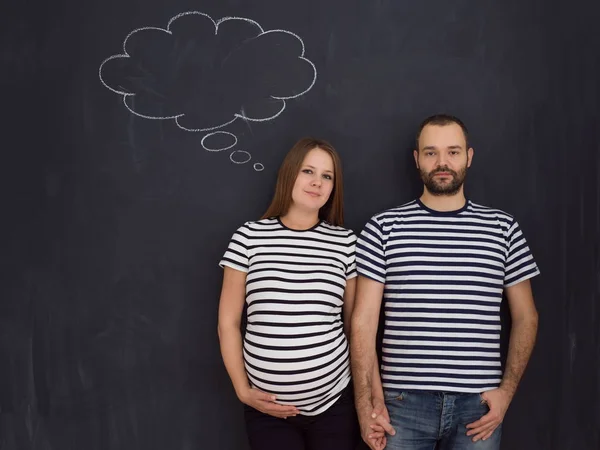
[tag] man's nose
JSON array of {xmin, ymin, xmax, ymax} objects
[{"xmin": 437, "ymin": 153, "xmax": 448, "ymax": 166}]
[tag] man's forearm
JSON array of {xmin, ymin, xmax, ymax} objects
[
  {"xmin": 500, "ymin": 314, "xmax": 538, "ymax": 398},
  {"xmin": 371, "ymin": 357, "xmax": 384, "ymax": 400},
  {"xmin": 351, "ymin": 329, "xmax": 377, "ymax": 410}
]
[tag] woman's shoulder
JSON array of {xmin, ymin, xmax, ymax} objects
[
  {"xmin": 319, "ymin": 221, "xmax": 357, "ymax": 240},
  {"xmin": 234, "ymin": 217, "xmax": 280, "ymax": 233}
]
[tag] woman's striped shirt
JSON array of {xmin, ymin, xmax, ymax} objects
[{"xmin": 220, "ymin": 217, "xmax": 357, "ymax": 415}]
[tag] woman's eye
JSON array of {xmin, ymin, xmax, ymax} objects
[
  {"xmin": 323, "ymin": 174, "xmax": 332, "ymax": 180},
  {"xmin": 302, "ymin": 169, "xmax": 312, "ymax": 174}
]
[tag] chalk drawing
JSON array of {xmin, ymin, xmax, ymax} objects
[
  {"xmin": 99, "ymin": 11, "xmax": 317, "ymax": 171},
  {"xmin": 230, "ymin": 151, "xmax": 252, "ymax": 164},
  {"xmin": 201, "ymin": 131, "xmax": 237, "ymax": 152}
]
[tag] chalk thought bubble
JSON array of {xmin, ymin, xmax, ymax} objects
[{"xmin": 99, "ymin": 12, "xmax": 317, "ymax": 133}]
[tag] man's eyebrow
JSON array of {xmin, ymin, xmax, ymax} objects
[{"xmin": 421, "ymin": 145, "xmax": 463, "ymax": 150}]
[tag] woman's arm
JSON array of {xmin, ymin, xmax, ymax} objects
[
  {"xmin": 217, "ymin": 267, "xmax": 299, "ymax": 418},
  {"xmin": 217, "ymin": 267, "xmax": 251, "ymax": 399}
]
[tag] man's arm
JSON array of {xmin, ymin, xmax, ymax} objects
[
  {"xmin": 344, "ymin": 277, "xmax": 385, "ymax": 413},
  {"xmin": 351, "ymin": 275, "xmax": 384, "ymax": 411},
  {"xmin": 351, "ymin": 275, "xmax": 395, "ymax": 449},
  {"xmin": 500, "ymin": 278, "xmax": 539, "ymax": 397},
  {"xmin": 342, "ymin": 277, "xmax": 357, "ymax": 338},
  {"xmin": 466, "ymin": 278, "xmax": 538, "ymax": 442}
]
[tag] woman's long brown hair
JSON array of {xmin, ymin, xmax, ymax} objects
[{"xmin": 261, "ymin": 137, "xmax": 345, "ymax": 226}]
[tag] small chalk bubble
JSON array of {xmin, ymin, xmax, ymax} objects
[
  {"xmin": 253, "ymin": 163, "xmax": 265, "ymax": 172},
  {"xmin": 230, "ymin": 150, "xmax": 251, "ymax": 164},
  {"xmin": 201, "ymin": 131, "xmax": 237, "ymax": 152}
]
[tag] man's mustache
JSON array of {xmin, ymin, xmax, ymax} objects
[{"xmin": 429, "ymin": 167, "xmax": 458, "ymax": 177}]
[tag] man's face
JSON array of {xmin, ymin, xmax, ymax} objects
[{"xmin": 414, "ymin": 123, "xmax": 473, "ymax": 196}]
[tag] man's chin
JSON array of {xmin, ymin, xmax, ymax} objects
[{"xmin": 425, "ymin": 183, "xmax": 463, "ymax": 196}]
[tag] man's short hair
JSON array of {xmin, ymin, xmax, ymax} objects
[{"xmin": 416, "ymin": 114, "xmax": 469, "ymax": 149}]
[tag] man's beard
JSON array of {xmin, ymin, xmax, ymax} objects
[{"xmin": 420, "ymin": 165, "xmax": 467, "ymax": 196}]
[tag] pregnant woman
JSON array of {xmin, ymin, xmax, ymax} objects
[{"xmin": 217, "ymin": 137, "xmax": 360, "ymax": 450}]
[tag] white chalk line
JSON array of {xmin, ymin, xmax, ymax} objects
[
  {"xmin": 216, "ymin": 16, "xmax": 264, "ymax": 34},
  {"xmin": 201, "ymin": 131, "xmax": 238, "ymax": 152},
  {"xmin": 272, "ymin": 57, "xmax": 317, "ymax": 100},
  {"xmin": 235, "ymin": 99, "xmax": 286, "ymax": 122},
  {"xmin": 230, "ymin": 150, "xmax": 251, "ymax": 164},
  {"xmin": 167, "ymin": 11, "xmax": 216, "ymax": 31},
  {"xmin": 175, "ymin": 115, "xmax": 238, "ymax": 132},
  {"xmin": 123, "ymin": 96, "xmax": 182, "ymax": 120}
]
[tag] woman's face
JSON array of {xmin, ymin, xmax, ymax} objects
[{"xmin": 290, "ymin": 147, "xmax": 335, "ymax": 214}]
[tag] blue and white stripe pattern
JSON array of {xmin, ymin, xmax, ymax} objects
[{"xmin": 356, "ymin": 199, "xmax": 540, "ymax": 393}]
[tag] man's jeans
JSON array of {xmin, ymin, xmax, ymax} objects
[{"xmin": 384, "ymin": 389, "xmax": 502, "ymax": 450}]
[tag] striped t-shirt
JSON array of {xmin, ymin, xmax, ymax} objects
[
  {"xmin": 219, "ymin": 217, "xmax": 357, "ymax": 415},
  {"xmin": 356, "ymin": 199, "xmax": 540, "ymax": 393}
]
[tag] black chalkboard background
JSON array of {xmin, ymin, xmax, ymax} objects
[{"xmin": 1, "ymin": 0, "xmax": 599, "ymax": 449}]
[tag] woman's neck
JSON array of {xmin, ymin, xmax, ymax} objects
[{"xmin": 280, "ymin": 208, "xmax": 320, "ymax": 230}]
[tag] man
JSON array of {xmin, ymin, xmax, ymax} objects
[{"xmin": 351, "ymin": 114, "xmax": 540, "ymax": 450}]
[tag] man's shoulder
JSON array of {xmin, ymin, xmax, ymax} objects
[
  {"xmin": 369, "ymin": 200, "xmax": 421, "ymax": 223},
  {"xmin": 467, "ymin": 201, "xmax": 515, "ymax": 223}
]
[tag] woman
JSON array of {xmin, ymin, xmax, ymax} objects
[{"xmin": 217, "ymin": 137, "xmax": 360, "ymax": 450}]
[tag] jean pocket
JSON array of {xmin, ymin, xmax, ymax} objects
[
  {"xmin": 383, "ymin": 390, "xmax": 405, "ymax": 402},
  {"xmin": 478, "ymin": 393, "xmax": 489, "ymax": 407}
]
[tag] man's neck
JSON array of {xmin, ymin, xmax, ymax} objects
[{"xmin": 419, "ymin": 188, "xmax": 467, "ymax": 212}]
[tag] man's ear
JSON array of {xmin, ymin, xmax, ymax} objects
[
  {"xmin": 467, "ymin": 147, "xmax": 474, "ymax": 168},
  {"xmin": 413, "ymin": 149, "xmax": 420, "ymax": 169}
]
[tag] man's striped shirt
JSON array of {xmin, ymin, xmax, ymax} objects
[
  {"xmin": 356, "ymin": 199, "xmax": 540, "ymax": 393},
  {"xmin": 220, "ymin": 218, "xmax": 357, "ymax": 415}
]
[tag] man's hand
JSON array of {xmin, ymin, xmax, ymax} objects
[
  {"xmin": 358, "ymin": 397, "xmax": 396, "ymax": 450},
  {"xmin": 238, "ymin": 387, "xmax": 299, "ymax": 419},
  {"xmin": 466, "ymin": 388, "xmax": 511, "ymax": 442},
  {"xmin": 368, "ymin": 397, "xmax": 394, "ymax": 438}
]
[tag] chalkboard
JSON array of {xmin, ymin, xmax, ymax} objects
[{"xmin": 1, "ymin": 0, "xmax": 599, "ymax": 449}]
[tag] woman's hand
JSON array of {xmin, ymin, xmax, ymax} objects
[{"xmin": 239, "ymin": 387, "xmax": 300, "ymax": 419}]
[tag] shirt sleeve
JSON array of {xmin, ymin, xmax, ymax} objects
[
  {"xmin": 218, "ymin": 223, "xmax": 250, "ymax": 273},
  {"xmin": 346, "ymin": 231, "xmax": 358, "ymax": 280},
  {"xmin": 504, "ymin": 219, "xmax": 540, "ymax": 287},
  {"xmin": 356, "ymin": 216, "xmax": 387, "ymax": 284}
]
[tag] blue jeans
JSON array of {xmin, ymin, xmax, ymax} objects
[{"xmin": 384, "ymin": 390, "xmax": 502, "ymax": 450}]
